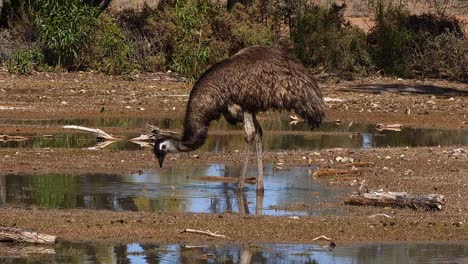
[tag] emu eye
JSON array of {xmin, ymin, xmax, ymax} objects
[{"xmin": 160, "ymin": 144, "xmax": 166, "ymax": 150}]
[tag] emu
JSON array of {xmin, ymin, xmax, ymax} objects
[{"xmin": 153, "ymin": 46, "xmax": 325, "ymax": 191}]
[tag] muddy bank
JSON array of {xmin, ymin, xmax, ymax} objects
[
  {"xmin": 0, "ymin": 146, "xmax": 467, "ymax": 242},
  {"xmin": 1, "ymin": 207, "xmax": 467, "ymax": 244},
  {"xmin": 1, "ymin": 72, "xmax": 467, "ymax": 130},
  {"xmin": 1, "ymin": 71, "xmax": 468, "ymax": 244}
]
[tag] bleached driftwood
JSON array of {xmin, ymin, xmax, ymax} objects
[
  {"xmin": 312, "ymin": 235, "xmax": 332, "ymax": 241},
  {"xmin": 63, "ymin": 124, "xmax": 164, "ymax": 149},
  {"xmin": 63, "ymin": 125, "xmax": 118, "ymax": 140},
  {"xmin": 181, "ymin": 229, "xmax": 230, "ymax": 239},
  {"xmin": 0, "ymin": 227, "xmax": 57, "ymax": 244},
  {"xmin": 62, "ymin": 124, "xmax": 181, "ymax": 149},
  {"xmin": 376, "ymin": 124, "xmax": 403, "ymax": 132},
  {"xmin": 345, "ymin": 191, "xmax": 445, "ymax": 211}
]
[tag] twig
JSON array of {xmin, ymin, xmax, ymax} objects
[
  {"xmin": 181, "ymin": 229, "xmax": 230, "ymax": 239},
  {"xmin": 312, "ymin": 235, "xmax": 332, "ymax": 241},
  {"xmin": 368, "ymin": 213, "xmax": 393, "ymax": 219}
]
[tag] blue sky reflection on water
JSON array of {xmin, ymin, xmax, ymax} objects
[{"xmin": 2, "ymin": 242, "xmax": 467, "ymax": 264}]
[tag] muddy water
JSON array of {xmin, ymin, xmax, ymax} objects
[
  {"xmin": 1, "ymin": 241, "xmax": 467, "ymax": 263},
  {"xmin": 0, "ymin": 165, "xmax": 343, "ymax": 215},
  {"xmin": 1, "ymin": 117, "xmax": 467, "ymax": 150}
]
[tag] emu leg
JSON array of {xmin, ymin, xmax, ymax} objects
[
  {"xmin": 253, "ymin": 115, "xmax": 264, "ymax": 191},
  {"xmin": 238, "ymin": 143, "xmax": 251, "ymax": 190},
  {"xmin": 255, "ymin": 191, "xmax": 264, "ymax": 215},
  {"xmin": 238, "ymin": 113, "xmax": 256, "ymax": 191}
]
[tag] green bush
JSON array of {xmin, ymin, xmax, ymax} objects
[
  {"xmin": 35, "ymin": 0, "xmax": 99, "ymax": 69},
  {"xmin": 368, "ymin": 1, "xmax": 467, "ymax": 80},
  {"xmin": 213, "ymin": 3, "xmax": 272, "ymax": 55},
  {"xmin": 293, "ymin": 4, "xmax": 371, "ymax": 76},
  {"xmin": 6, "ymin": 46, "xmax": 44, "ymax": 75},
  {"xmin": 367, "ymin": 1, "xmax": 413, "ymax": 76},
  {"xmin": 410, "ymin": 31, "xmax": 468, "ymax": 81},
  {"xmin": 169, "ymin": 0, "xmax": 226, "ymax": 82},
  {"xmin": 91, "ymin": 13, "xmax": 134, "ymax": 75}
]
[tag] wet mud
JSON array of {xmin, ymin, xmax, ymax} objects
[{"xmin": 1, "ymin": 71, "xmax": 468, "ymax": 246}]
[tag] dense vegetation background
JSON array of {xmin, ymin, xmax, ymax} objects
[{"xmin": 0, "ymin": 0, "xmax": 466, "ymax": 82}]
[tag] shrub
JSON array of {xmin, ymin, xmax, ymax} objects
[
  {"xmin": 213, "ymin": 3, "xmax": 272, "ymax": 55},
  {"xmin": 293, "ymin": 3, "xmax": 371, "ymax": 76},
  {"xmin": 367, "ymin": 1, "xmax": 413, "ymax": 76},
  {"xmin": 368, "ymin": 1, "xmax": 467, "ymax": 80},
  {"xmin": 6, "ymin": 46, "xmax": 44, "ymax": 75},
  {"xmin": 35, "ymin": 0, "xmax": 99, "ymax": 69},
  {"xmin": 169, "ymin": 0, "xmax": 226, "ymax": 82},
  {"xmin": 91, "ymin": 13, "xmax": 134, "ymax": 74},
  {"xmin": 410, "ymin": 31, "xmax": 468, "ymax": 81}
]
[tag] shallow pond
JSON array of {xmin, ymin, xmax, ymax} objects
[
  {"xmin": 1, "ymin": 117, "xmax": 467, "ymax": 150},
  {"xmin": 1, "ymin": 241, "xmax": 467, "ymax": 264},
  {"xmin": 0, "ymin": 165, "xmax": 344, "ymax": 216}
]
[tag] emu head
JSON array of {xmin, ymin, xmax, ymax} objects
[
  {"xmin": 153, "ymin": 137, "xmax": 178, "ymax": 167},
  {"xmin": 151, "ymin": 125, "xmax": 179, "ymax": 168}
]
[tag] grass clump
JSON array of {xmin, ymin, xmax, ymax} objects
[{"xmin": 6, "ymin": 46, "xmax": 44, "ymax": 75}]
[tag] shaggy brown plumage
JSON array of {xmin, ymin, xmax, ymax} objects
[
  {"xmin": 154, "ymin": 46, "xmax": 324, "ymax": 191},
  {"xmin": 179, "ymin": 45, "xmax": 325, "ymax": 150}
]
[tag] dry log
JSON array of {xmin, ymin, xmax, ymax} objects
[
  {"xmin": 196, "ymin": 176, "xmax": 257, "ymax": 184},
  {"xmin": 345, "ymin": 191, "xmax": 445, "ymax": 211},
  {"xmin": 181, "ymin": 229, "xmax": 230, "ymax": 239},
  {"xmin": 63, "ymin": 125, "xmax": 117, "ymax": 141},
  {"xmin": 0, "ymin": 227, "xmax": 57, "ymax": 244}
]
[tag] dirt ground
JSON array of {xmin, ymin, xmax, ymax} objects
[{"xmin": 1, "ymin": 70, "xmax": 468, "ymax": 244}]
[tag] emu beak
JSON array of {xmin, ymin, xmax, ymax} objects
[{"xmin": 157, "ymin": 153, "xmax": 166, "ymax": 168}]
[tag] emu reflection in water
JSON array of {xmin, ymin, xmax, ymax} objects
[{"xmin": 2, "ymin": 165, "xmax": 342, "ymax": 216}]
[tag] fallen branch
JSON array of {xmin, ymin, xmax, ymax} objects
[
  {"xmin": 345, "ymin": 191, "xmax": 445, "ymax": 211},
  {"xmin": 63, "ymin": 125, "xmax": 118, "ymax": 141},
  {"xmin": 63, "ymin": 125, "xmax": 157, "ymax": 149},
  {"xmin": 0, "ymin": 227, "xmax": 57, "ymax": 244},
  {"xmin": 181, "ymin": 229, "xmax": 230, "ymax": 239}
]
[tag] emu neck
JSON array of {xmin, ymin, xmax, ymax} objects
[{"xmin": 177, "ymin": 115, "xmax": 209, "ymax": 152}]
